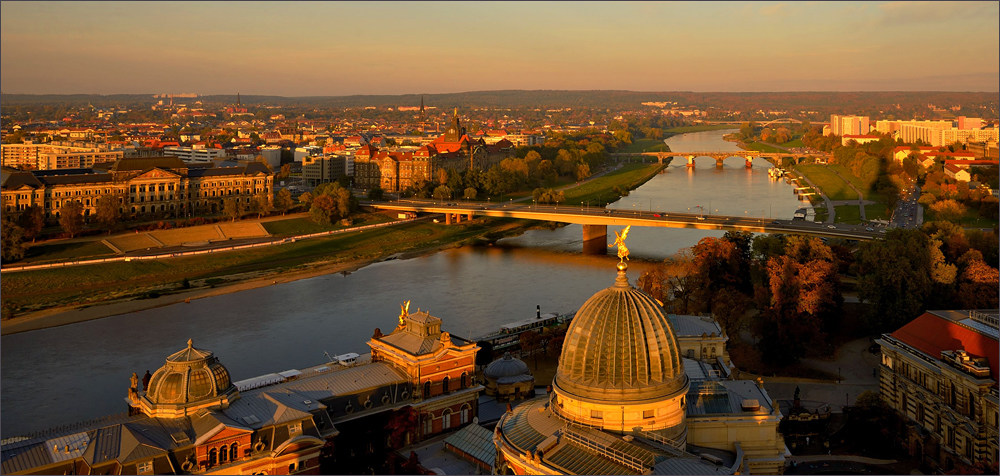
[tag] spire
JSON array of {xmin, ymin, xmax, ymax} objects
[
  {"xmin": 420, "ymin": 96, "xmax": 425, "ymax": 113},
  {"xmin": 237, "ymin": 92, "xmax": 241, "ymax": 107}
]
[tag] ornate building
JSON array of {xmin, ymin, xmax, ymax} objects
[
  {"xmin": 352, "ymin": 109, "xmax": 514, "ymax": 193},
  {"xmin": 493, "ymin": 232, "xmax": 788, "ymax": 475},
  {"xmin": 1, "ymin": 307, "xmax": 482, "ymax": 475},
  {"xmin": 483, "ymin": 353, "xmax": 535, "ymax": 402},
  {"xmin": 877, "ymin": 309, "xmax": 999, "ymax": 472},
  {"xmin": 1, "ymin": 157, "xmax": 273, "ymax": 219}
]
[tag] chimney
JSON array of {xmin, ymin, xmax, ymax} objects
[{"xmin": 537, "ymin": 305, "xmax": 541, "ymax": 319}]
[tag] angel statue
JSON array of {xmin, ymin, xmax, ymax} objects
[
  {"xmin": 399, "ymin": 300, "xmax": 411, "ymax": 325},
  {"xmin": 609, "ymin": 225, "xmax": 631, "ymax": 263}
]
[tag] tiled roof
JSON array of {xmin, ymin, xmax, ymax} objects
[
  {"xmin": 670, "ymin": 314, "xmax": 723, "ymax": 337},
  {"xmin": 890, "ymin": 311, "xmax": 999, "ymax": 382},
  {"xmin": 443, "ymin": 423, "xmax": 495, "ymax": 465}
]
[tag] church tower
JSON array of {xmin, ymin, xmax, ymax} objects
[{"xmin": 444, "ymin": 108, "xmax": 465, "ymax": 143}]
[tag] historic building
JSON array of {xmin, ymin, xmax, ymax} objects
[
  {"xmin": 1, "ymin": 307, "xmax": 482, "ymax": 475},
  {"xmin": 877, "ymin": 309, "xmax": 999, "ymax": 472},
  {"xmin": 352, "ymin": 110, "xmax": 514, "ymax": 193},
  {"xmin": 493, "ymin": 235, "xmax": 788, "ymax": 475},
  {"xmin": 483, "ymin": 353, "xmax": 536, "ymax": 402},
  {"xmin": 1, "ymin": 157, "xmax": 273, "ymax": 219}
]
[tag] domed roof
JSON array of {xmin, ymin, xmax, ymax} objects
[
  {"xmin": 145, "ymin": 339, "xmax": 235, "ymax": 406},
  {"xmin": 554, "ymin": 266, "xmax": 687, "ymax": 403},
  {"xmin": 485, "ymin": 352, "xmax": 531, "ymax": 381}
]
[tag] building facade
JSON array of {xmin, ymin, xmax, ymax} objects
[
  {"xmin": 877, "ymin": 310, "xmax": 999, "ymax": 472},
  {"xmin": 1, "ymin": 157, "xmax": 273, "ymax": 219},
  {"xmin": 828, "ymin": 115, "xmax": 870, "ymax": 137},
  {"xmin": 1, "ymin": 143, "xmax": 123, "ymax": 170}
]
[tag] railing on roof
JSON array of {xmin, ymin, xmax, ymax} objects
[
  {"xmin": 1, "ymin": 412, "xmax": 135, "ymax": 446},
  {"xmin": 970, "ymin": 310, "xmax": 999, "ymax": 330},
  {"xmin": 630, "ymin": 427, "xmax": 683, "ymax": 452},
  {"xmin": 562, "ymin": 425, "xmax": 647, "ymax": 473}
]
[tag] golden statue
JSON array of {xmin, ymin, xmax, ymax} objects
[
  {"xmin": 609, "ymin": 225, "xmax": 631, "ymax": 264},
  {"xmin": 399, "ymin": 300, "xmax": 411, "ymax": 325}
]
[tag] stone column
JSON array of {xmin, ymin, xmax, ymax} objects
[
  {"xmin": 582, "ymin": 224, "xmax": 607, "ymax": 255},
  {"xmin": 445, "ymin": 213, "xmax": 452, "ymax": 225}
]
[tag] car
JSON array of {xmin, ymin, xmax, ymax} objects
[
  {"xmin": 865, "ymin": 227, "xmax": 874, "ymax": 232},
  {"xmin": 697, "ymin": 216, "xmax": 706, "ymax": 221},
  {"xmin": 653, "ymin": 214, "xmax": 662, "ymax": 218},
  {"xmin": 827, "ymin": 225, "xmax": 836, "ymax": 229},
  {"xmin": 879, "ymin": 229, "xmax": 887, "ymax": 233},
  {"xmin": 770, "ymin": 221, "xmax": 780, "ymax": 225}
]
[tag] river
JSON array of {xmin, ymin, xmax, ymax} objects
[{"xmin": 0, "ymin": 129, "xmax": 804, "ymax": 437}]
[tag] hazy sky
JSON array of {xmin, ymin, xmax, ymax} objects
[{"xmin": 2, "ymin": 1, "xmax": 998, "ymax": 95}]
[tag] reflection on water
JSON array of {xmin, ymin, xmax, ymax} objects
[{"xmin": 0, "ymin": 128, "xmax": 804, "ymax": 437}]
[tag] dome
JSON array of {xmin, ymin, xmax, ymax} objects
[
  {"xmin": 143, "ymin": 339, "xmax": 237, "ymax": 411},
  {"xmin": 484, "ymin": 352, "xmax": 531, "ymax": 382},
  {"xmin": 554, "ymin": 266, "xmax": 688, "ymax": 403}
]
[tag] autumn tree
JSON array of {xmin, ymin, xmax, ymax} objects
[
  {"xmin": 1, "ymin": 213, "xmax": 26, "ymax": 262},
  {"xmin": 463, "ymin": 187, "xmax": 478, "ymax": 200},
  {"xmin": 222, "ymin": 198, "xmax": 244, "ymax": 222},
  {"xmin": 432, "ymin": 185, "xmax": 452, "ymax": 201},
  {"xmin": 929, "ymin": 199, "xmax": 966, "ymax": 223},
  {"xmin": 94, "ymin": 194, "xmax": 123, "ymax": 233},
  {"xmin": 309, "ymin": 194, "xmax": 337, "ymax": 225},
  {"xmin": 957, "ymin": 258, "xmax": 999, "ymax": 309},
  {"xmin": 253, "ymin": 191, "xmax": 272, "ymax": 218},
  {"xmin": 853, "ymin": 229, "xmax": 934, "ymax": 332},
  {"xmin": 17, "ymin": 205, "xmax": 45, "ymax": 242},
  {"xmin": 277, "ymin": 163, "xmax": 292, "ymax": 180},
  {"xmin": 59, "ymin": 200, "xmax": 85, "ymax": 237},
  {"xmin": 274, "ymin": 188, "xmax": 293, "ymax": 215},
  {"xmin": 367, "ymin": 185, "xmax": 385, "ymax": 201}
]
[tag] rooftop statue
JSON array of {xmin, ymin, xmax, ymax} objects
[
  {"xmin": 399, "ymin": 300, "xmax": 411, "ymax": 325},
  {"xmin": 609, "ymin": 225, "xmax": 631, "ymax": 266}
]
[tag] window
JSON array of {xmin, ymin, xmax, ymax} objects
[
  {"xmin": 461, "ymin": 372, "xmax": 467, "ymax": 389},
  {"xmin": 424, "ymin": 381, "xmax": 431, "ymax": 398},
  {"xmin": 442, "ymin": 376, "xmax": 450, "ymax": 394},
  {"xmin": 643, "ymin": 410, "xmax": 655, "ymax": 419},
  {"xmin": 289, "ymin": 421, "xmax": 302, "ymax": 436},
  {"xmin": 208, "ymin": 448, "xmax": 217, "ymax": 466},
  {"xmin": 230, "ymin": 443, "xmax": 238, "ymax": 462},
  {"xmin": 289, "ymin": 463, "xmax": 296, "ymax": 473},
  {"xmin": 137, "ymin": 461, "xmax": 153, "ymax": 474},
  {"xmin": 443, "ymin": 410, "xmax": 453, "ymax": 429},
  {"xmin": 591, "ymin": 410, "xmax": 603, "ymax": 419},
  {"xmin": 219, "ymin": 445, "xmax": 228, "ymax": 464}
]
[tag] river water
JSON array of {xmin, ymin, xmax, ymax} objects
[{"xmin": 0, "ymin": 129, "xmax": 803, "ymax": 437}]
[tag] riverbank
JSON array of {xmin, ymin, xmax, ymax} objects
[{"xmin": 0, "ymin": 217, "xmax": 543, "ymax": 335}]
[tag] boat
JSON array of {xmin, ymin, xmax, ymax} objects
[
  {"xmin": 768, "ymin": 167, "xmax": 784, "ymax": 179},
  {"xmin": 474, "ymin": 306, "xmax": 575, "ymax": 351}
]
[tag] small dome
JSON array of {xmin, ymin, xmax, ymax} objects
[
  {"xmin": 554, "ymin": 268, "xmax": 687, "ymax": 403},
  {"xmin": 146, "ymin": 339, "xmax": 235, "ymax": 406},
  {"xmin": 485, "ymin": 352, "xmax": 531, "ymax": 381}
]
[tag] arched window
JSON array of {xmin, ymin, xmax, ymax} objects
[
  {"xmin": 208, "ymin": 448, "xmax": 217, "ymax": 466},
  {"xmin": 219, "ymin": 445, "xmax": 228, "ymax": 464},
  {"xmin": 424, "ymin": 380, "xmax": 431, "ymax": 398},
  {"xmin": 460, "ymin": 372, "xmax": 467, "ymax": 389},
  {"xmin": 442, "ymin": 376, "xmax": 450, "ymax": 394},
  {"xmin": 230, "ymin": 443, "xmax": 238, "ymax": 462},
  {"xmin": 442, "ymin": 409, "xmax": 453, "ymax": 430}
]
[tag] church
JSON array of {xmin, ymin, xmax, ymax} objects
[{"xmin": 492, "ymin": 229, "xmax": 789, "ymax": 475}]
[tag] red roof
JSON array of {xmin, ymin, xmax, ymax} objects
[{"xmin": 890, "ymin": 312, "xmax": 998, "ymax": 382}]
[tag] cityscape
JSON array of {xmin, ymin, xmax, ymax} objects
[{"xmin": 1, "ymin": 2, "xmax": 998, "ymax": 475}]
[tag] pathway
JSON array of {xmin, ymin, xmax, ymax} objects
[
  {"xmin": 791, "ymin": 170, "xmax": 836, "ymax": 223},
  {"xmin": 826, "ymin": 165, "xmax": 869, "ymax": 221}
]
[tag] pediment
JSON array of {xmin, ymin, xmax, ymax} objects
[{"xmin": 136, "ymin": 168, "xmax": 180, "ymax": 180}]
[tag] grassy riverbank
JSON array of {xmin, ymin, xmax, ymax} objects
[
  {"xmin": 563, "ymin": 163, "xmax": 665, "ymax": 205},
  {"xmin": 0, "ymin": 217, "xmax": 534, "ymax": 318}
]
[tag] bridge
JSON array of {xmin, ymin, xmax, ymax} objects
[
  {"xmin": 611, "ymin": 151, "xmax": 818, "ymax": 168},
  {"xmin": 367, "ymin": 200, "xmax": 881, "ymax": 253}
]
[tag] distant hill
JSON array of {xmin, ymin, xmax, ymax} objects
[{"xmin": 2, "ymin": 90, "xmax": 997, "ymax": 114}]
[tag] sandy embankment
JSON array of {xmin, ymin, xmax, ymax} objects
[{"xmin": 0, "ymin": 242, "xmax": 460, "ymax": 336}]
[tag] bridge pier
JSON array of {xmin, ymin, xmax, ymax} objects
[
  {"xmin": 746, "ymin": 156, "xmax": 753, "ymax": 168},
  {"xmin": 445, "ymin": 213, "xmax": 452, "ymax": 225},
  {"xmin": 715, "ymin": 157, "xmax": 725, "ymax": 168},
  {"xmin": 582, "ymin": 224, "xmax": 608, "ymax": 255},
  {"xmin": 686, "ymin": 156, "xmax": 695, "ymax": 167}
]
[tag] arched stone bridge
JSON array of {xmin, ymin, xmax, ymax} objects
[{"xmin": 611, "ymin": 151, "xmax": 812, "ymax": 168}]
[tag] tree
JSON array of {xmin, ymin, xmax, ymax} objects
[
  {"xmin": 298, "ymin": 191, "xmax": 314, "ymax": 208},
  {"xmin": 1, "ymin": 213, "xmax": 26, "ymax": 262},
  {"xmin": 519, "ymin": 330, "xmax": 541, "ymax": 369},
  {"xmin": 59, "ymin": 201, "xmax": 85, "ymax": 238},
  {"xmin": 17, "ymin": 205, "xmax": 45, "ymax": 242},
  {"xmin": 309, "ymin": 194, "xmax": 336, "ymax": 225},
  {"xmin": 432, "ymin": 185, "xmax": 452, "ymax": 201},
  {"xmin": 957, "ymin": 258, "xmax": 1000, "ymax": 309},
  {"xmin": 277, "ymin": 163, "xmax": 292, "ymax": 180},
  {"xmin": 712, "ymin": 287, "xmax": 750, "ymax": 335},
  {"xmin": 94, "ymin": 194, "xmax": 122, "ymax": 233},
  {"xmin": 274, "ymin": 188, "xmax": 293, "ymax": 215},
  {"xmin": 463, "ymin": 187, "xmax": 478, "ymax": 200},
  {"xmin": 222, "ymin": 198, "xmax": 244, "ymax": 222},
  {"xmin": 367, "ymin": 186, "xmax": 385, "ymax": 201},
  {"xmin": 253, "ymin": 191, "xmax": 272, "ymax": 218},
  {"xmin": 853, "ymin": 229, "xmax": 934, "ymax": 331},
  {"xmin": 929, "ymin": 199, "xmax": 966, "ymax": 223},
  {"xmin": 254, "ymin": 155, "xmax": 273, "ymax": 173}
]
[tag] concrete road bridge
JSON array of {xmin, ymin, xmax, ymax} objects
[{"xmin": 367, "ymin": 200, "xmax": 881, "ymax": 253}]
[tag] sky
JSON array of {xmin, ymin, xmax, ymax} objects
[{"xmin": 2, "ymin": 1, "xmax": 998, "ymax": 95}]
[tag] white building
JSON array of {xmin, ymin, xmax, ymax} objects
[
  {"xmin": 162, "ymin": 146, "xmax": 226, "ymax": 163},
  {"xmin": 259, "ymin": 145, "xmax": 282, "ymax": 168}
]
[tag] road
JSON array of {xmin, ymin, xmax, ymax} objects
[
  {"xmin": 368, "ymin": 199, "xmax": 887, "ymax": 241},
  {"xmin": 891, "ymin": 184, "xmax": 923, "ymax": 229}
]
